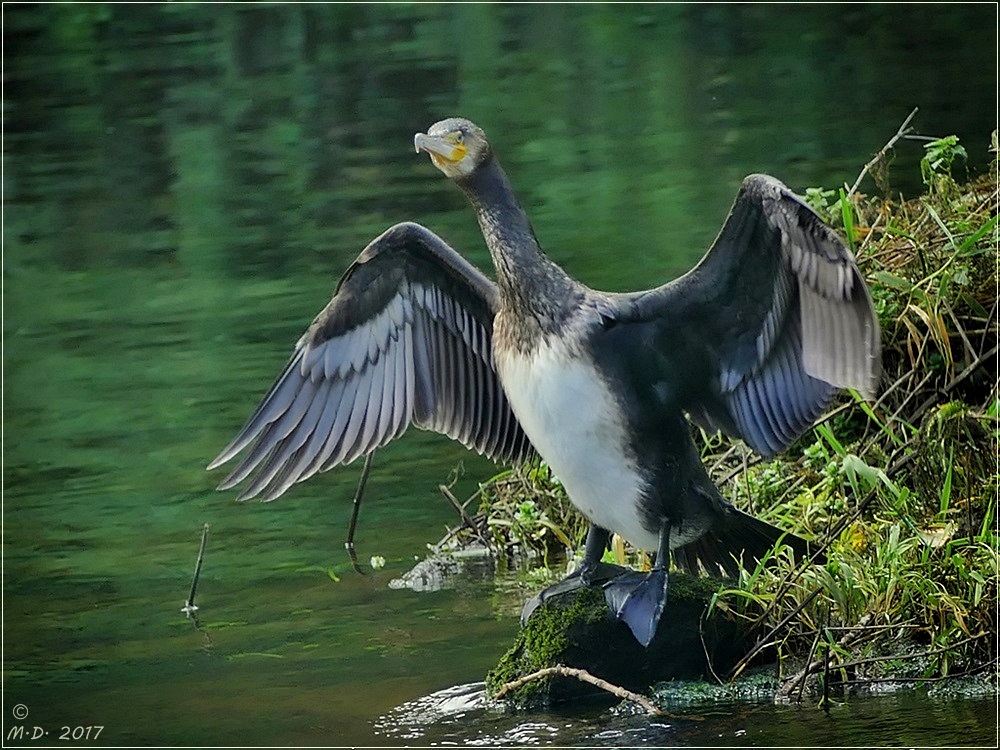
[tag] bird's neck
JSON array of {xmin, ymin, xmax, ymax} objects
[{"xmin": 457, "ymin": 159, "xmax": 579, "ymax": 332}]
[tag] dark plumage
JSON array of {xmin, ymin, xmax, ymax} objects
[{"xmin": 210, "ymin": 117, "xmax": 881, "ymax": 646}]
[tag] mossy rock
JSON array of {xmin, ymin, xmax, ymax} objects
[{"xmin": 485, "ymin": 572, "xmax": 757, "ymax": 707}]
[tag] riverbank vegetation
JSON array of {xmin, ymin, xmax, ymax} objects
[{"xmin": 434, "ymin": 125, "xmax": 998, "ymax": 702}]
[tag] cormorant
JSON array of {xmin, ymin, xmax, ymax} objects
[{"xmin": 209, "ymin": 117, "xmax": 880, "ymax": 646}]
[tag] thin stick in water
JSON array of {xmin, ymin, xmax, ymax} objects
[{"xmin": 182, "ymin": 523, "xmax": 210, "ymax": 617}]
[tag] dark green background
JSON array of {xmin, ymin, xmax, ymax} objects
[{"xmin": 4, "ymin": 3, "xmax": 996, "ymax": 746}]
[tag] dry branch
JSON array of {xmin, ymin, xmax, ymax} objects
[{"xmin": 492, "ymin": 665, "xmax": 665, "ymax": 715}]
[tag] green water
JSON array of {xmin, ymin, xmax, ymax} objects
[{"xmin": 3, "ymin": 4, "xmax": 996, "ymax": 746}]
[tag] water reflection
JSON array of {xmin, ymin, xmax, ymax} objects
[{"xmin": 4, "ymin": 3, "xmax": 996, "ymax": 745}]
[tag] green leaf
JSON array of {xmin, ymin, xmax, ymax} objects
[{"xmin": 872, "ymin": 270, "xmax": 914, "ymax": 292}]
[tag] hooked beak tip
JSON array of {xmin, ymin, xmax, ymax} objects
[{"xmin": 413, "ymin": 132, "xmax": 432, "ymax": 155}]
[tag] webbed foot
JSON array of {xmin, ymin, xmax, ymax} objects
[{"xmin": 602, "ymin": 568, "xmax": 669, "ymax": 647}]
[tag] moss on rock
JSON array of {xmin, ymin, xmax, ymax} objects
[{"xmin": 486, "ymin": 573, "xmax": 756, "ymax": 707}]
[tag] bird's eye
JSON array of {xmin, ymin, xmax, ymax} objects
[{"xmin": 454, "ymin": 131, "xmax": 465, "ymax": 143}]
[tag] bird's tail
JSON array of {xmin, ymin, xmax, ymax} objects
[{"xmin": 671, "ymin": 503, "xmax": 820, "ymax": 579}]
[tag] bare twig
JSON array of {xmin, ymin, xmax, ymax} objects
[
  {"xmin": 944, "ymin": 299, "xmax": 978, "ymax": 363},
  {"xmin": 439, "ymin": 484, "xmax": 493, "ymax": 551},
  {"xmin": 908, "ymin": 343, "xmax": 999, "ymax": 424},
  {"xmin": 858, "ymin": 204, "xmax": 885, "ymax": 256},
  {"xmin": 821, "ymin": 636, "xmax": 833, "ymax": 710},
  {"xmin": 775, "ymin": 613, "xmax": 874, "ymax": 702},
  {"xmin": 717, "ymin": 453, "xmax": 764, "ymax": 488},
  {"xmin": 847, "ymin": 107, "xmax": 919, "ymax": 198},
  {"xmin": 728, "ymin": 586, "xmax": 823, "ymax": 681},
  {"xmin": 708, "ymin": 442, "xmax": 742, "ymax": 476},
  {"xmin": 699, "ymin": 608, "xmax": 726, "ymax": 686},
  {"xmin": 182, "ymin": 523, "xmax": 210, "ymax": 617},
  {"xmin": 797, "ymin": 627, "xmax": 825, "ymax": 704},
  {"xmin": 869, "ymin": 366, "xmax": 921, "ymax": 417},
  {"xmin": 833, "ymin": 632, "xmax": 991, "ymax": 672},
  {"xmin": 824, "ymin": 622, "xmax": 923, "ymax": 631},
  {"xmin": 887, "ymin": 369, "xmax": 936, "ymax": 425},
  {"xmin": 492, "ymin": 665, "xmax": 665, "ymax": 715}
]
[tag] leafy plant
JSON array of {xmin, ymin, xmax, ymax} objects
[{"xmin": 920, "ymin": 135, "xmax": 968, "ymax": 194}]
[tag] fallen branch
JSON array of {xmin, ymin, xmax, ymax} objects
[{"xmin": 492, "ymin": 665, "xmax": 665, "ymax": 715}]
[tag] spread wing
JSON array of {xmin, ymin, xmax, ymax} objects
[
  {"xmin": 626, "ymin": 174, "xmax": 881, "ymax": 456},
  {"xmin": 208, "ymin": 221, "xmax": 535, "ymax": 501}
]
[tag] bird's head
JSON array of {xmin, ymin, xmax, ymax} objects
[{"xmin": 414, "ymin": 118, "xmax": 491, "ymax": 180}]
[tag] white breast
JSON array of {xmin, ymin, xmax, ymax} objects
[{"xmin": 496, "ymin": 336, "xmax": 659, "ymax": 550}]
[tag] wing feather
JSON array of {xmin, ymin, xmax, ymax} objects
[
  {"xmin": 625, "ymin": 174, "xmax": 879, "ymax": 457},
  {"xmin": 357, "ymin": 345, "xmax": 387, "ymax": 461},
  {"xmin": 311, "ymin": 376, "xmax": 362, "ymax": 474},
  {"xmin": 281, "ymin": 379, "xmax": 348, "ymax": 485},
  {"xmin": 376, "ymin": 329, "xmax": 397, "ymax": 445},
  {"xmin": 209, "ymin": 222, "xmax": 535, "ymax": 501}
]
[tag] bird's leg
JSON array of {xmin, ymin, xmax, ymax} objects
[
  {"xmin": 344, "ymin": 451, "xmax": 375, "ymax": 575},
  {"xmin": 520, "ymin": 525, "xmax": 627, "ymax": 625},
  {"xmin": 577, "ymin": 526, "xmax": 626, "ymax": 584},
  {"xmin": 602, "ymin": 520, "xmax": 672, "ymax": 647},
  {"xmin": 653, "ymin": 517, "xmax": 672, "ymax": 571}
]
